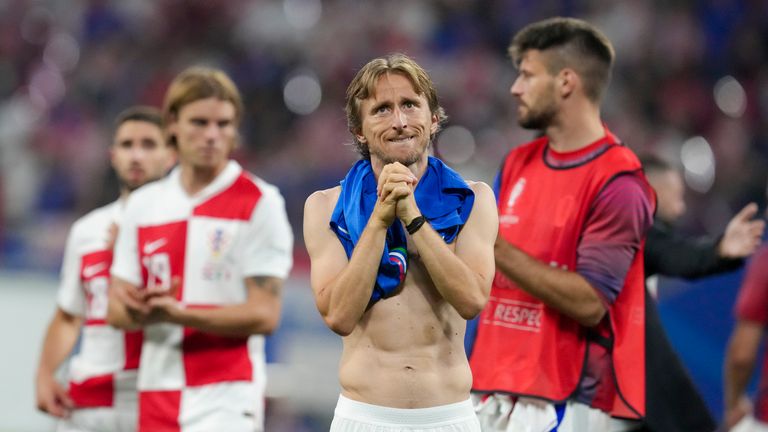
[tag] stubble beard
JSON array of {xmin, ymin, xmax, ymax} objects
[
  {"xmin": 119, "ymin": 172, "xmax": 163, "ymax": 193},
  {"xmin": 517, "ymin": 84, "xmax": 558, "ymax": 130},
  {"xmin": 369, "ymin": 138, "xmax": 428, "ymax": 167},
  {"xmin": 517, "ymin": 100, "xmax": 557, "ymax": 130}
]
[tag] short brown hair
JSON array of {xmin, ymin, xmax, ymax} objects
[
  {"xmin": 345, "ymin": 53, "xmax": 447, "ymax": 159},
  {"xmin": 112, "ymin": 106, "xmax": 163, "ymax": 147},
  {"xmin": 509, "ymin": 17, "xmax": 615, "ymax": 103},
  {"xmin": 114, "ymin": 105, "xmax": 162, "ymax": 129},
  {"xmin": 162, "ymin": 67, "xmax": 244, "ymax": 146}
]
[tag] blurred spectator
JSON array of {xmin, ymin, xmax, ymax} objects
[{"xmin": 1, "ymin": 1, "xmax": 767, "ymax": 273}]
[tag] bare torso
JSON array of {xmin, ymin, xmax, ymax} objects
[{"xmin": 326, "ymin": 187, "xmax": 473, "ymax": 408}]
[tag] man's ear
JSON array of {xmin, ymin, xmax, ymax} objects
[
  {"xmin": 558, "ymin": 68, "xmax": 578, "ymax": 98},
  {"xmin": 354, "ymin": 129, "xmax": 366, "ymax": 143},
  {"xmin": 430, "ymin": 113, "xmax": 439, "ymax": 136}
]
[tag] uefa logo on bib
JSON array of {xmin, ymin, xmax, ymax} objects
[{"xmin": 500, "ymin": 177, "xmax": 526, "ymax": 225}]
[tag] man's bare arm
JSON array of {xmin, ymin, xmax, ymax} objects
[
  {"xmin": 146, "ymin": 276, "xmax": 284, "ymax": 337},
  {"xmin": 494, "ymin": 238, "xmax": 606, "ymax": 326},
  {"xmin": 403, "ymin": 182, "xmax": 497, "ymax": 319},
  {"xmin": 303, "ymin": 188, "xmax": 390, "ymax": 336},
  {"xmin": 35, "ymin": 308, "xmax": 80, "ymax": 417}
]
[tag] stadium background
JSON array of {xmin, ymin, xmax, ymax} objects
[{"xmin": 0, "ymin": 0, "xmax": 766, "ymax": 430}]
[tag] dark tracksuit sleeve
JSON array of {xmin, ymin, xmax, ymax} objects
[{"xmin": 643, "ymin": 221, "xmax": 743, "ymax": 279}]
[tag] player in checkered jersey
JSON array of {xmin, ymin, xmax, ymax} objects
[
  {"xmin": 107, "ymin": 67, "xmax": 294, "ymax": 431},
  {"xmin": 35, "ymin": 106, "xmax": 176, "ymax": 431}
]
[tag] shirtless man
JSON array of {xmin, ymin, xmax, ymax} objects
[{"xmin": 303, "ymin": 53, "xmax": 497, "ymax": 431}]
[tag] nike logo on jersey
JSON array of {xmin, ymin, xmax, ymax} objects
[
  {"xmin": 143, "ymin": 238, "xmax": 167, "ymax": 255},
  {"xmin": 82, "ymin": 262, "xmax": 108, "ymax": 279}
]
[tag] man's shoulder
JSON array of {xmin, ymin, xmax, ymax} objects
[
  {"xmin": 465, "ymin": 180, "xmax": 494, "ymax": 203},
  {"xmin": 304, "ymin": 186, "xmax": 341, "ymax": 221},
  {"xmin": 465, "ymin": 180, "xmax": 491, "ymax": 193},
  {"xmin": 70, "ymin": 201, "xmax": 118, "ymax": 238},
  {"xmin": 240, "ymin": 171, "xmax": 283, "ymax": 202},
  {"xmin": 499, "ymin": 137, "xmax": 547, "ymax": 174},
  {"xmin": 306, "ymin": 186, "xmax": 341, "ymax": 206},
  {"xmin": 128, "ymin": 176, "xmax": 170, "ymax": 204},
  {"xmin": 511, "ymin": 136, "xmax": 548, "ymax": 155}
]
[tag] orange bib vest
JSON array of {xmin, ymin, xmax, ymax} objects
[{"xmin": 469, "ymin": 131, "xmax": 652, "ymax": 419}]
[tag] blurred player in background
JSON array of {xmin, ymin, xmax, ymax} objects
[
  {"xmin": 35, "ymin": 106, "xmax": 175, "ymax": 431},
  {"xmin": 304, "ymin": 53, "xmax": 497, "ymax": 431},
  {"xmin": 724, "ymin": 241, "xmax": 768, "ymax": 431},
  {"xmin": 107, "ymin": 67, "xmax": 293, "ymax": 431}
]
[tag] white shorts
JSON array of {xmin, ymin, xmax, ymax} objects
[
  {"xmin": 473, "ymin": 394, "xmax": 641, "ymax": 432},
  {"xmin": 56, "ymin": 406, "xmax": 137, "ymax": 432},
  {"xmin": 330, "ymin": 394, "xmax": 481, "ymax": 432},
  {"xmin": 732, "ymin": 415, "xmax": 768, "ymax": 432}
]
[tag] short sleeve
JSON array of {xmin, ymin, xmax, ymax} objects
[
  {"xmin": 576, "ymin": 174, "xmax": 653, "ymax": 304},
  {"xmin": 241, "ymin": 187, "xmax": 294, "ymax": 279},
  {"xmin": 110, "ymin": 196, "xmax": 142, "ymax": 286},
  {"xmin": 57, "ymin": 224, "xmax": 86, "ymax": 316},
  {"xmin": 735, "ymin": 246, "xmax": 768, "ymax": 324}
]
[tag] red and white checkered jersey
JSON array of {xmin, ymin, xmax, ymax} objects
[
  {"xmin": 57, "ymin": 200, "xmax": 142, "ymax": 409},
  {"xmin": 111, "ymin": 161, "xmax": 293, "ymax": 431}
]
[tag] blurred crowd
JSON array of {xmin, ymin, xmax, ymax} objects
[{"xmin": 1, "ymin": 0, "xmax": 767, "ymax": 273}]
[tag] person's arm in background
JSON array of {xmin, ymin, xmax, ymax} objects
[
  {"xmin": 645, "ymin": 203, "xmax": 764, "ymax": 279},
  {"xmin": 724, "ymin": 320, "xmax": 761, "ymax": 429},
  {"xmin": 108, "ymin": 196, "xmax": 150, "ymax": 330},
  {"xmin": 35, "ymin": 223, "xmax": 83, "ymax": 418},
  {"xmin": 145, "ymin": 276, "xmax": 285, "ymax": 336},
  {"xmin": 35, "ymin": 309, "xmax": 80, "ymax": 418}
]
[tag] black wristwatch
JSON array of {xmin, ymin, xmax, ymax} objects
[{"xmin": 406, "ymin": 215, "xmax": 426, "ymax": 235}]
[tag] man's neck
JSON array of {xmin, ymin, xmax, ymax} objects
[
  {"xmin": 179, "ymin": 162, "xmax": 227, "ymax": 196},
  {"xmin": 119, "ymin": 187, "xmax": 130, "ymax": 202},
  {"xmin": 545, "ymin": 103, "xmax": 605, "ymax": 152}
]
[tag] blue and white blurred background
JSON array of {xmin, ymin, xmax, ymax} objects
[{"xmin": 1, "ymin": 1, "xmax": 767, "ymax": 430}]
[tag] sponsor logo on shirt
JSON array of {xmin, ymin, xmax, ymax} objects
[
  {"xmin": 483, "ymin": 296, "xmax": 543, "ymax": 332},
  {"xmin": 143, "ymin": 238, "xmax": 167, "ymax": 255},
  {"xmin": 82, "ymin": 262, "xmax": 108, "ymax": 279}
]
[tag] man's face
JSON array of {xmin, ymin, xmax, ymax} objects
[
  {"xmin": 510, "ymin": 50, "xmax": 559, "ymax": 130},
  {"xmin": 356, "ymin": 73, "xmax": 438, "ymax": 166},
  {"xmin": 169, "ymin": 97, "xmax": 237, "ymax": 172},
  {"xmin": 648, "ymin": 169, "xmax": 686, "ymax": 223},
  {"xmin": 111, "ymin": 120, "xmax": 173, "ymax": 191}
]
